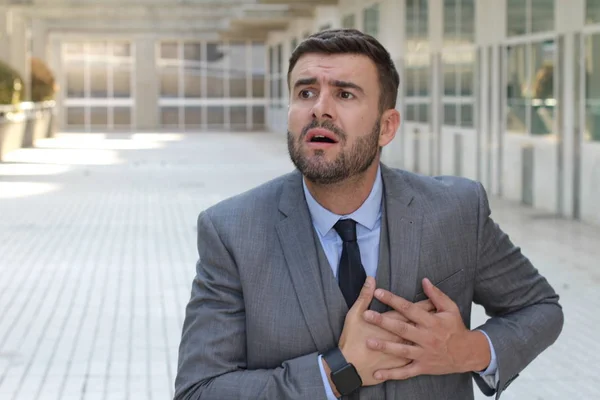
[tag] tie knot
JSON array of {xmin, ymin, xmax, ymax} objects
[{"xmin": 334, "ymin": 219, "xmax": 358, "ymax": 242}]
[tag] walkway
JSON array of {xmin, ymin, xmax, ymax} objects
[{"xmin": 0, "ymin": 132, "xmax": 598, "ymax": 399}]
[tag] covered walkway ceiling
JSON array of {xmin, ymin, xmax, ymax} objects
[{"xmin": 2, "ymin": 0, "xmax": 339, "ymax": 40}]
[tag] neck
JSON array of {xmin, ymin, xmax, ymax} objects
[{"xmin": 304, "ymin": 161, "xmax": 380, "ymax": 215}]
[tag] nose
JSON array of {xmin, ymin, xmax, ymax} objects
[{"xmin": 311, "ymin": 92, "xmax": 335, "ymax": 121}]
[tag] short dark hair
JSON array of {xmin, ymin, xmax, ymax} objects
[{"xmin": 287, "ymin": 29, "xmax": 400, "ymax": 112}]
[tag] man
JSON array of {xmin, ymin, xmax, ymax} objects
[{"xmin": 174, "ymin": 29, "xmax": 563, "ymax": 400}]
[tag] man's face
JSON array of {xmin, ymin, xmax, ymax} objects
[{"xmin": 287, "ymin": 53, "xmax": 384, "ymax": 185}]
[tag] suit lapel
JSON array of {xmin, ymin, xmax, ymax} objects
[
  {"xmin": 276, "ymin": 172, "xmax": 336, "ymax": 353},
  {"xmin": 381, "ymin": 165, "xmax": 424, "ymax": 312}
]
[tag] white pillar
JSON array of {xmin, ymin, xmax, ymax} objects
[{"xmin": 134, "ymin": 35, "xmax": 159, "ymax": 130}]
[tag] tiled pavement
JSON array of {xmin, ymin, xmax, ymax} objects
[{"xmin": 0, "ymin": 132, "xmax": 598, "ymax": 400}]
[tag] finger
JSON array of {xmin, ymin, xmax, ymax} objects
[
  {"xmin": 374, "ymin": 363, "xmax": 422, "ymax": 381},
  {"xmin": 382, "ymin": 310, "xmax": 409, "ymax": 322},
  {"xmin": 374, "ymin": 289, "xmax": 435, "ymax": 327},
  {"xmin": 364, "ymin": 311, "xmax": 427, "ymax": 346},
  {"xmin": 366, "ymin": 339, "xmax": 424, "ymax": 360},
  {"xmin": 352, "ymin": 276, "xmax": 376, "ymax": 313},
  {"xmin": 422, "ymin": 278, "xmax": 457, "ymax": 313},
  {"xmin": 414, "ymin": 299, "xmax": 436, "ymax": 313}
]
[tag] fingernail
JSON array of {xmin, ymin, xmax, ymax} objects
[
  {"xmin": 364, "ymin": 310, "xmax": 374, "ymax": 321},
  {"xmin": 375, "ymin": 372, "xmax": 383, "ymax": 380},
  {"xmin": 375, "ymin": 289, "xmax": 384, "ymax": 298}
]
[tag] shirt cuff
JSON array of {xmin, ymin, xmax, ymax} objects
[
  {"xmin": 477, "ymin": 330, "xmax": 500, "ymax": 388},
  {"xmin": 318, "ymin": 354, "xmax": 339, "ymax": 400}
]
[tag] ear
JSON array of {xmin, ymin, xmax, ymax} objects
[{"xmin": 378, "ymin": 108, "xmax": 400, "ymax": 147}]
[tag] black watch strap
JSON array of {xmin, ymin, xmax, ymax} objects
[
  {"xmin": 323, "ymin": 347, "xmax": 362, "ymax": 396},
  {"xmin": 323, "ymin": 347, "xmax": 347, "ymax": 371}
]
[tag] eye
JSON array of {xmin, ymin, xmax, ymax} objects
[
  {"xmin": 340, "ymin": 91, "xmax": 355, "ymax": 100},
  {"xmin": 299, "ymin": 89, "xmax": 316, "ymax": 99}
]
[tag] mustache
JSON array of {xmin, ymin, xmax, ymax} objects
[{"xmin": 300, "ymin": 120, "xmax": 346, "ymax": 142}]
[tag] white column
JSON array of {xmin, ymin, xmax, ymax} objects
[
  {"xmin": 134, "ymin": 35, "xmax": 159, "ymax": 130},
  {"xmin": 555, "ymin": 0, "xmax": 584, "ymax": 218}
]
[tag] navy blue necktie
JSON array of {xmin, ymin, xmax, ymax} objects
[{"xmin": 334, "ymin": 219, "xmax": 367, "ymax": 308}]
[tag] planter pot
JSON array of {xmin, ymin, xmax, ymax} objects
[
  {"xmin": 0, "ymin": 114, "xmax": 27, "ymax": 162},
  {"xmin": 22, "ymin": 109, "xmax": 52, "ymax": 147}
]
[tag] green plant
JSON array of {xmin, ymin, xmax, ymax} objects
[
  {"xmin": 31, "ymin": 57, "xmax": 57, "ymax": 102},
  {"xmin": 0, "ymin": 61, "xmax": 24, "ymax": 105}
]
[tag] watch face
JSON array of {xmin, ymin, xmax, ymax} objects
[{"xmin": 333, "ymin": 364, "xmax": 362, "ymax": 395}]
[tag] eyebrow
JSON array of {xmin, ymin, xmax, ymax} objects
[{"xmin": 293, "ymin": 77, "xmax": 365, "ymax": 94}]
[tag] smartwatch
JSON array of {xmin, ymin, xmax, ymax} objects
[{"xmin": 323, "ymin": 347, "xmax": 362, "ymax": 396}]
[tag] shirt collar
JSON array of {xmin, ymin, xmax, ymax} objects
[{"xmin": 302, "ymin": 165, "xmax": 383, "ymax": 236}]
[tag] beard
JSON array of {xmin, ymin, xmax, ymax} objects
[{"xmin": 287, "ymin": 118, "xmax": 381, "ymax": 185}]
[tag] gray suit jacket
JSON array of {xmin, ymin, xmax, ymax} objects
[{"xmin": 174, "ymin": 164, "xmax": 564, "ymax": 400}]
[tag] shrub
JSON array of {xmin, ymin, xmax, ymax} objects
[
  {"xmin": 0, "ymin": 61, "xmax": 24, "ymax": 105},
  {"xmin": 31, "ymin": 57, "xmax": 57, "ymax": 102}
]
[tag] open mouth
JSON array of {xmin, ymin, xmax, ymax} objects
[
  {"xmin": 309, "ymin": 135, "xmax": 337, "ymax": 144},
  {"xmin": 306, "ymin": 129, "xmax": 339, "ymax": 145}
]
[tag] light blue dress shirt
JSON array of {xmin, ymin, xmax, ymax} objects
[{"xmin": 301, "ymin": 166, "xmax": 499, "ymax": 399}]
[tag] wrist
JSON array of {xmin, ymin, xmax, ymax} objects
[
  {"xmin": 462, "ymin": 330, "xmax": 492, "ymax": 373},
  {"xmin": 321, "ymin": 357, "xmax": 342, "ymax": 398}
]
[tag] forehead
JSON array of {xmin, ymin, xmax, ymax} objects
[{"xmin": 290, "ymin": 53, "xmax": 378, "ymax": 84}]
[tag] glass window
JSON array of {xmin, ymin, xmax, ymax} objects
[
  {"xmin": 585, "ymin": 33, "xmax": 600, "ymax": 141},
  {"xmin": 406, "ymin": 104, "xmax": 417, "ymax": 121},
  {"xmin": 184, "ymin": 106, "xmax": 202, "ymax": 127},
  {"xmin": 507, "ymin": 0, "xmax": 554, "ymax": 36},
  {"xmin": 66, "ymin": 107, "xmax": 85, "ymax": 125},
  {"xmin": 507, "ymin": 0, "xmax": 527, "ymax": 36},
  {"xmin": 207, "ymin": 106, "xmax": 225, "ymax": 125},
  {"xmin": 161, "ymin": 107, "xmax": 179, "ymax": 126},
  {"xmin": 206, "ymin": 72, "xmax": 225, "ymax": 98},
  {"xmin": 460, "ymin": 104, "xmax": 474, "ymax": 127},
  {"xmin": 443, "ymin": 58, "xmax": 457, "ymax": 96},
  {"xmin": 459, "ymin": 0, "xmax": 475, "ymax": 42},
  {"xmin": 184, "ymin": 43, "xmax": 202, "ymax": 62},
  {"xmin": 291, "ymin": 38, "xmax": 298, "ymax": 52},
  {"xmin": 88, "ymin": 42, "xmax": 107, "ymax": 56},
  {"xmin": 161, "ymin": 42, "xmax": 178, "ymax": 59},
  {"xmin": 342, "ymin": 14, "xmax": 355, "ymax": 29},
  {"xmin": 113, "ymin": 67, "xmax": 131, "ymax": 98},
  {"xmin": 160, "ymin": 66, "xmax": 179, "ymax": 98},
  {"xmin": 66, "ymin": 64, "xmax": 85, "ymax": 98},
  {"xmin": 531, "ymin": 0, "xmax": 554, "ymax": 33},
  {"xmin": 230, "ymin": 106, "xmax": 247, "ymax": 126},
  {"xmin": 229, "ymin": 42, "xmax": 247, "ymax": 98},
  {"xmin": 416, "ymin": 65, "xmax": 430, "ymax": 96},
  {"xmin": 113, "ymin": 107, "xmax": 131, "ymax": 126},
  {"xmin": 417, "ymin": 0, "xmax": 429, "ymax": 39},
  {"xmin": 113, "ymin": 43, "xmax": 131, "ymax": 57},
  {"xmin": 444, "ymin": 104, "xmax": 457, "ymax": 125},
  {"xmin": 443, "ymin": 0, "xmax": 456, "ymax": 38},
  {"xmin": 89, "ymin": 65, "xmax": 108, "ymax": 98},
  {"xmin": 253, "ymin": 106, "xmax": 265, "ymax": 127},
  {"xmin": 530, "ymin": 40, "xmax": 555, "ymax": 134},
  {"xmin": 363, "ymin": 4, "xmax": 380, "ymax": 37},
  {"xmin": 586, "ymin": 0, "xmax": 600, "ymax": 24},
  {"xmin": 458, "ymin": 59, "xmax": 474, "ymax": 96},
  {"xmin": 506, "ymin": 44, "xmax": 528, "ymax": 133},
  {"xmin": 417, "ymin": 104, "xmax": 429, "ymax": 123},
  {"xmin": 319, "ymin": 24, "xmax": 332, "ymax": 32},
  {"xmin": 277, "ymin": 44, "xmax": 283, "ymax": 74},
  {"xmin": 90, "ymin": 107, "xmax": 108, "ymax": 126},
  {"xmin": 184, "ymin": 68, "xmax": 202, "ymax": 98}
]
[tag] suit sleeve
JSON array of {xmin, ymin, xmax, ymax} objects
[
  {"xmin": 173, "ymin": 211, "xmax": 328, "ymax": 400},
  {"xmin": 471, "ymin": 182, "xmax": 564, "ymax": 399}
]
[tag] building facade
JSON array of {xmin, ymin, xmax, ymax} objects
[
  {"xmin": 267, "ymin": 0, "xmax": 600, "ymax": 226},
  {"xmin": 0, "ymin": 0, "xmax": 599, "ymax": 226}
]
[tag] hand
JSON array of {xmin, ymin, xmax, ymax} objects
[
  {"xmin": 364, "ymin": 278, "xmax": 491, "ymax": 382},
  {"xmin": 335, "ymin": 277, "xmax": 412, "ymax": 387}
]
